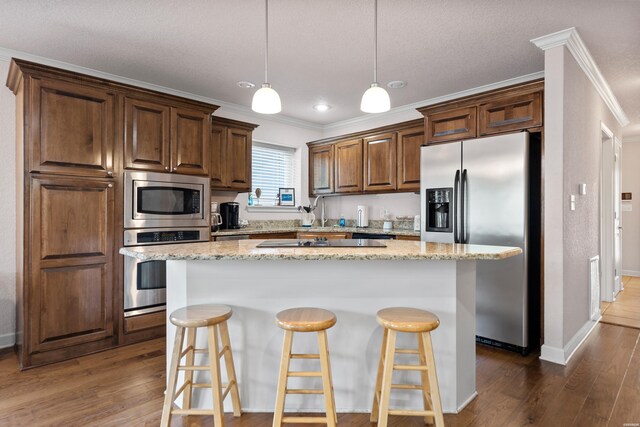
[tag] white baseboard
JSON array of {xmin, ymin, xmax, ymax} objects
[
  {"xmin": 0, "ymin": 332, "xmax": 15, "ymax": 349},
  {"xmin": 621, "ymin": 270, "xmax": 640, "ymax": 277},
  {"xmin": 540, "ymin": 318, "xmax": 600, "ymax": 365}
]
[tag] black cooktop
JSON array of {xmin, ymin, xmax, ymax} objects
[{"xmin": 256, "ymin": 238, "xmax": 387, "ymax": 248}]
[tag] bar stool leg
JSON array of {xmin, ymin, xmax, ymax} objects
[
  {"xmin": 272, "ymin": 330, "xmax": 294, "ymax": 427},
  {"xmin": 219, "ymin": 320, "xmax": 242, "ymax": 417},
  {"xmin": 417, "ymin": 333, "xmax": 434, "ymax": 425},
  {"xmin": 317, "ymin": 330, "xmax": 337, "ymax": 427},
  {"xmin": 370, "ymin": 328, "xmax": 389, "ymax": 423},
  {"xmin": 161, "ymin": 326, "xmax": 186, "ymax": 427},
  {"xmin": 324, "ymin": 336, "xmax": 338, "ymax": 426},
  {"xmin": 421, "ymin": 332, "xmax": 445, "ymax": 427},
  {"xmin": 208, "ymin": 324, "xmax": 225, "ymax": 427},
  {"xmin": 182, "ymin": 327, "xmax": 197, "ymax": 410},
  {"xmin": 377, "ymin": 329, "xmax": 397, "ymax": 427}
]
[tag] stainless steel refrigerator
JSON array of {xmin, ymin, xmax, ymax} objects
[{"xmin": 420, "ymin": 132, "xmax": 540, "ymax": 354}]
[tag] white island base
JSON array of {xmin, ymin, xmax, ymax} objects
[{"xmin": 165, "ymin": 259, "xmax": 477, "ymax": 414}]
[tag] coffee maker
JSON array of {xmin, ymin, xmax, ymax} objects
[{"xmin": 220, "ymin": 202, "xmax": 240, "ymax": 229}]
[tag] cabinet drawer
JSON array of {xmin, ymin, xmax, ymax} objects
[
  {"xmin": 297, "ymin": 232, "xmax": 351, "ymax": 240},
  {"xmin": 426, "ymin": 106, "xmax": 476, "ymax": 144},
  {"xmin": 124, "ymin": 311, "xmax": 166, "ymax": 334},
  {"xmin": 249, "ymin": 232, "xmax": 298, "ymax": 239},
  {"xmin": 479, "ymin": 92, "xmax": 542, "ymax": 135}
]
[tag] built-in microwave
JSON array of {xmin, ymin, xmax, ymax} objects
[{"xmin": 124, "ymin": 171, "xmax": 210, "ymax": 229}]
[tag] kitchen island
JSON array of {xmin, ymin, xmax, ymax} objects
[{"xmin": 120, "ymin": 240, "xmax": 521, "ymax": 414}]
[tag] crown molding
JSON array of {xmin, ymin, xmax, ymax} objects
[
  {"xmin": 324, "ymin": 71, "xmax": 545, "ymax": 131},
  {"xmin": 531, "ymin": 27, "xmax": 630, "ymax": 127},
  {"xmin": 0, "ymin": 46, "xmax": 323, "ymax": 131}
]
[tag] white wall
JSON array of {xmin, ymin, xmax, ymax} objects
[
  {"xmin": 210, "ymin": 108, "xmax": 322, "ymax": 221},
  {"xmin": 0, "ymin": 58, "xmax": 17, "ymax": 347},
  {"xmin": 541, "ymin": 45, "xmax": 622, "ymax": 364},
  {"xmin": 621, "ymin": 139, "xmax": 640, "ymax": 275}
]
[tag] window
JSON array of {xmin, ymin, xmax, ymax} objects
[{"xmin": 251, "ymin": 142, "xmax": 295, "ymax": 206}]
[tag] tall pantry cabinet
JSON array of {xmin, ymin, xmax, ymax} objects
[{"xmin": 7, "ymin": 59, "xmax": 219, "ymax": 368}]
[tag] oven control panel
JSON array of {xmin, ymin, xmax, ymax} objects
[{"xmin": 124, "ymin": 227, "xmax": 209, "ymax": 247}]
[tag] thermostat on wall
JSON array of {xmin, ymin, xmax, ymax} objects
[{"xmin": 622, "ymin": 192, "xmax": 632, "ymax": 200}]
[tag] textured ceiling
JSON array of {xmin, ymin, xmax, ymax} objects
[{"xmin": 0, "ymin": 0, "xmax": 638, "ymax": 132}]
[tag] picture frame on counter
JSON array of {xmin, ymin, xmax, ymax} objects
[{"xmin": 278, "ymin": 188, "xmax": 295, "ymax": 206}]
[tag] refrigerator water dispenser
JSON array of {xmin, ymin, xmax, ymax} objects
[{"xmin": 426, "ymin": 188, "xmax": 452, "ymax": 232}]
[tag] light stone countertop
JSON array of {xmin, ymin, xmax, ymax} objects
[
  {"xmin": 119, "ymin": 239, "xmax": 522, "ymax": 261},
  {"xmin": 211, "ymin": 226, "xmax": 420, "ymax": 237}
]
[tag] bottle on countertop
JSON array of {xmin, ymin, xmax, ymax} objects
[
  {"xmin": 339, "ymin": 214, "xmax": 345, "ymax": 227},
  {"xmin": 248, "ymin": 193, "xmax": 253, "ymax": 206}
]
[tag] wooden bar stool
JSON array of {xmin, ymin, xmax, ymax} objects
[
  {"xmin": 161, "ymin": 304, "xmax": 241, "ymax": 427},
  {"xmin": 371, "ymin": 307, "xmax": 444, "ymax": 427},
  {"xmin": 272, "ymin": 307, "xmax": 338, "ymax": 427}
]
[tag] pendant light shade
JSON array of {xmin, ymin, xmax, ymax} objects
[
  {"xmin": 252, "ymin": 0, "xmax": 281, "ymax": 114},
  {"xmin": 252, "ymin": 83, "xmax": 281, "ymax": 114},
  {"xmin": 360, "ymin": 82, "xmax": 390, "ymax": 113},
  {"xmin": 361, "ymin": 0, "xmax": 390, "ymax": 113}
]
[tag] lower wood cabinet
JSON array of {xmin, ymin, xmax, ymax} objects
[
  {"xmin": 124, "ymin": 311, "xmax": 166, "ymax": 334},
  {"xmin": 297, "ymin": 232, "xmax": 351, "ymax": 239},
  {"xmin": 25, "ymin": 175, "xmax": 116, "ymax": 367},
  {"xmin": 396, "ymin": 235, "xmax": 421, "ymax": 241},
  {"xmin": 249, "ymin": 232, "xmax": 298, "ymax": 239}
]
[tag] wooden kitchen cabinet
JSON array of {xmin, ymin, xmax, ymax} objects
[
  {"xmin": 363, "ymin": 132, "xmax": 397, "ymax": 192},
  {"xmin": 425, "ymin": 106, "xmax": 477, "ymax": 144},
  {"xmin": 396, "ymin": 126, "xmax": 423, "ymax": 191},
  {"xmin": 335, "ymin": 139, "xmax": 363, "ymax": 193},
  {"xmin": 478, "ymin": 91, "xmax": 542, "ymax": 136},
  {"xmin": 27, "ymin": 175, "xmax": 116, "ymax": 366},
  {"xmin": 298, "ymin": 232, "xmax": 351, "ymax": 240},
  {"xmin": 210, "ymin": 117, "xmax": 258, "ymax": 192},
  {"xmin": 29, "ymin": 77, "xmax": 116, "ymax": 177},
  {"xmin": 249, "ymin": 232, "xmax": 298, "ymax": 239},
  {"xmin": 309, "ymin": 143, "xmax": 334, "ymax": 195},
  {"xmin": 124, "ymin": 99, "xmax": 212, "ymax": 176}
]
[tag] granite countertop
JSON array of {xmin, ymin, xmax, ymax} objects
[
  {"xmin": 212, "ymin": 226, "xmax": 421, "ymax": 237},
  {"xmin": 120, "ymin": 240, "xmax": 522, "ymax": 261}
]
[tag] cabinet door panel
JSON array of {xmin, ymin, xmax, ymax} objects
[
  {"xmin": 171, "ymin": 108, "xmax": 210, "ymax": 176},
  {"xmin": 335, "ymin": 139, "xmax": 363, "ymax": 193},
  {"xmin": 479, "ymin": 92, "xmax": 542, "ymax": 135},
  {"xmin": 397, "ymin": 127, "xmax": 423, "ymax": 191},
  {"xmin": 29, "ymin": 176, "xmax": 114, "ymax": 354},
  {"xmin": 226, "ymin": 128, "xmax": 252, "ymax": 191},
  {"xmin": 363, "ymin": 133, "xmax": 396, "ymax": 192},
  {"xmin": 124, "ymin": 97, "xmax": 170, "ymax": 172},
  {"xmin": 426, "ymin": 106, "xmax": 476, "ymax": 144},
  {"xmin": 31, "ymin": 78, "xmax": 115, "ymax": 177},
  {"xmin": 309, "ymin": 144, "xmax": 334, "ymax": 195},
  {"xmin": 210, "ymin": 124, "xmax": 226, "ymax": 188}
]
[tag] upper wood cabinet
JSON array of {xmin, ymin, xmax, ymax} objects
[
  {"xmin": 425, "ymin": 106, "xmax": 477, "ymax": 144},
  {"xmin": 210, "ymin": 117, "xmax": 258, "ymax": 192},
  {"xmin": 309, "ymin": 144, "xmax": 334, "ymax": 195},
  {"xmin": 396, "ymin": 126, "xmax": 424, "ymax": 191},
  {"xmin": 335, "ymin": 139, "xmax": 363, "ymax": 193},
  {"xmin": 124, "ymin": 97, "xmax": 171, "ymax": 172},
  {"xmin": 478, "ymin": 91, "xmax": 542, "ymax": 136},
  {"xmin": 124, "ymin": 98, "xmax": 212, "ymax": 176},
  {"xmin": 29, "ymin": 77, "xmax": 116, "ymax": 177},
  {"xmin": 363, "ymin": 132, "xmax": 396, "ymax": 192},
  {"xmin": 28, "ymin": 175, "xmax": 115, "ymax": 364},
  {"xmin": 307, "ymin": 119, "xmax": 423, "ymax": 197},
  {"xmin": 419, "ymin": 79, "xmax": 544, "ymax": 144}
]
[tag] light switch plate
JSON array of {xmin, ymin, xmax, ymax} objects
[
  {"xmin": 579, "ymin": 183, "xmax": 587, "ymax": 195},
  {"xmin": 570, "ymin": 194, "xmax": 576, "ymax": 211}
]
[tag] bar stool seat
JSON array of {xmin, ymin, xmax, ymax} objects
[
  {"xmin": 273, "ymin": 307, "xmax": 337, "ymax": 427},
  {"xmin": 161, "ymin": 304, "xmax": 241, "ymax": 427},
  {"xmin": 372, "ymin": 307, "xmax": 445, "ymax": 427}
]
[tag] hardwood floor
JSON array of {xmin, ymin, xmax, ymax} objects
[
  {"xmin": 1, "ymin": 323, "xmax": 639, "ymax": 426},
  {"xmin": 601, "ymin": 276, "xmax": 640, "ymax": 329}
]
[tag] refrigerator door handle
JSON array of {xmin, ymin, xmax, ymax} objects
[
  {"xmin": 461, "ymin": 168, "xmax": 468, "ymax": 243},
  {"xmin": 454, "ymin": 169, "xmax": 461, "ymax": 243}
]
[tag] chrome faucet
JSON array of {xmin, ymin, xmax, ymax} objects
[{"xmin": 311, "ymin": 196, "xmax": 328, "ymax": 227}]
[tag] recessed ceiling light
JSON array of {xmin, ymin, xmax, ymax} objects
[
  {"xmin": 237, "ymin": 81, "xmax": 256, "ymax": 89},
  {"xmin": 313, "ymin": 103, "xmax": 332, "ymax": 112},
  {"xmin": 387, "ymin": 80, "xmax": 407, "ymax": 89}
]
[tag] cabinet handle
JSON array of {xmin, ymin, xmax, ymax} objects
[
  {"xmin": 108, "ymin": 183, "xmax": 113, "ymax": 188},
  {"xmin": 165, "ymin": 166, "xmax": 169, "ymax": 171},
  {"xmin": 107, "ymin": 171, "xmax": 113, "ymax": 176},
  {"xmin": 172, "ymin": 167, "xmax": 177, "ymax": 172}
]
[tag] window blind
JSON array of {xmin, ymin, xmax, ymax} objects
[{"xmin": 251, "ymin": 142, "xmax": 296, "ymax": 205}]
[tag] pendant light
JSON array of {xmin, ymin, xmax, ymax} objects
[
  {"xmin": 252, "ymin": 0, "xmax": 281, "ymax": 114},
  {"xmin": 360, "ymin": 0, "xmax": 390, "ymax": 113}
]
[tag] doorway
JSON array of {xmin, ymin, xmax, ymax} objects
[{"xmin": 600, "ymin": 123, "xmax": 618, "ymax": 303}]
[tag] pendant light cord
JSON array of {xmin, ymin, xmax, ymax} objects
[
  {"xmin": 373, "ymin": 0, "xmax": 378, "ymax": 83},
  {"xmin": 265, "ymin": 0, "xmax": 269, "ymax": 83}
]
